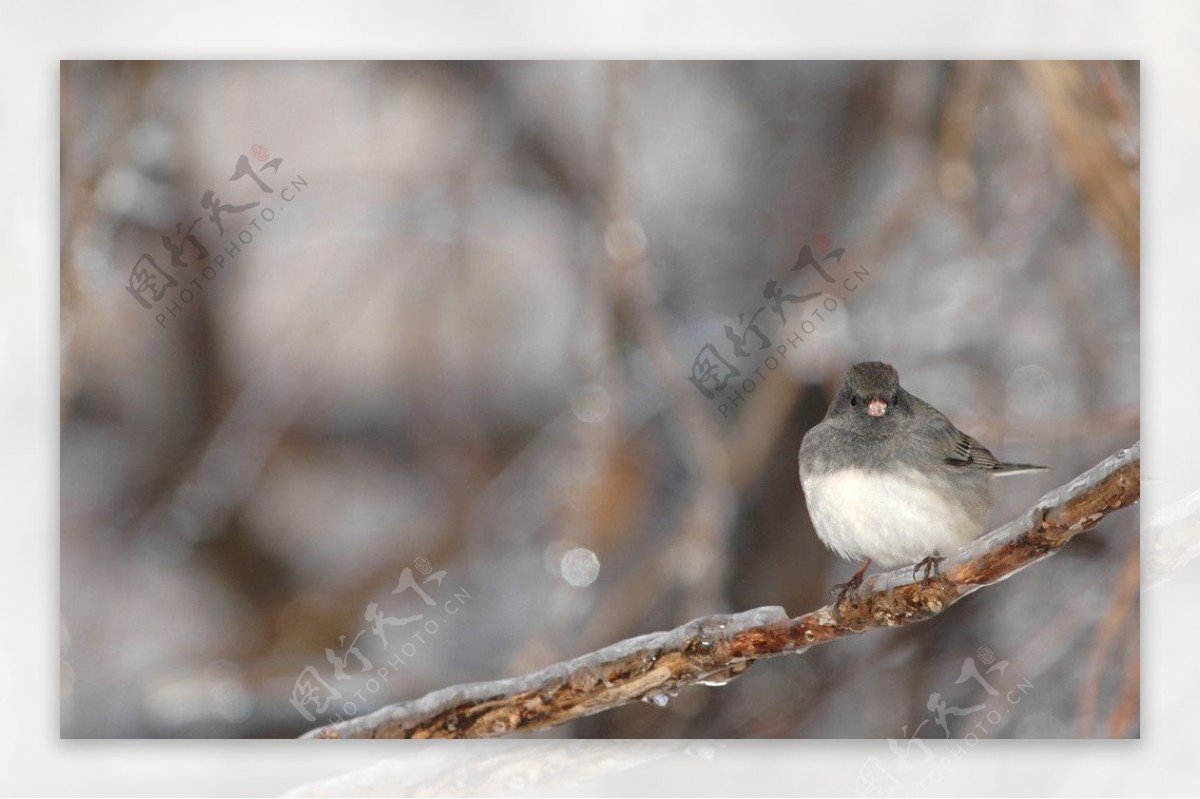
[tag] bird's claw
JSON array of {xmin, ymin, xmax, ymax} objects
[
  {"xmin": 829, "ymin": 573, "xmax": 864, "ymax": 620},
  {"xmin": 829, "ymin": 573, "xmax": 863, "ymax": 600},
  {"xmin": 913, "ymin": 555, "xmax": 945, "ymax": 583}
]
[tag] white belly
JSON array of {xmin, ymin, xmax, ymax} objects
[{"xmin": 800, "ymin": 468, "xmax": 984, "ymax": 568}]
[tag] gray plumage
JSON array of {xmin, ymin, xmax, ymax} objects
[{"xmin": 798, "ymin": 362, "xmax": 1048, "ymax": 569}]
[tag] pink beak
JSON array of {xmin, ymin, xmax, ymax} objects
[{"xmin": 867, "ymin": 399, "xmax": 887, "ymax": 418}]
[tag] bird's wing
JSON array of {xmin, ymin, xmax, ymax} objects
[
  {"xmin": 902, "ymin": 394, "xmax": 999, "ymax": 471},
  {"xmin": 904, "ymin": 391, "xmax": 1049, "ymax": 474},
  {"xmin": 942, "ymin": 421, "xmax": 1048, "ymax": 474},
  {"xmin": 944, "ymin": 427, "xmax": 1003, "ymax": 470}
]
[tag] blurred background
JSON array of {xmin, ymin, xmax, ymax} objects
[{"xmin": 59, "ymin": 61, "xmax": 1139, "ymax": 739}]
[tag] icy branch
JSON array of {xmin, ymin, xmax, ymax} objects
[{"xmin": 301, "ymin": 442, "xmax": 1140, "ymax": 740}]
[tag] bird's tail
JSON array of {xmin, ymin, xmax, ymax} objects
[{"xmin": 992, "ymin": 462, "xmax": 1050, "ymax": 476}]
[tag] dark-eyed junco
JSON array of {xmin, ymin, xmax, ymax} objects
[{"xmin": 798, "ymin": 361, "xmax": 1047, "ymax": 601}]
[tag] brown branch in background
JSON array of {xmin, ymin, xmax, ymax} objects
[
  {"xmin": 937, "ymin": 61, "xmax": 988, "ymax": 206},
  {"xmin": 1077, "ymin": 541, "xmax": 1140, "ymax": 736},
  {"xmin": 302, "ymin": 442, "xmax": 1140, "ymax": 740},
  {"xmin": 1108, "ymin": 635, "xmax": 1140, "ymax": 738},
  {"xmin": 1024, "ymin": 61, "xmax": 1140, "ymax": 272}
]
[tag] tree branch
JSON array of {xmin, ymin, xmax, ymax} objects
[{"xmin": 301, "ymin": 442, "xmax": 1140, "ymax": 739}]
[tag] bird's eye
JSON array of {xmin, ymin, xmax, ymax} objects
[{"xmin": 849, "ymin": 396, "xmax": 858, "ymax": 407}]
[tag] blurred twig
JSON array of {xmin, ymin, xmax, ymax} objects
[
  {"xmin": 937, "ymin": 61, "xmax": 988, "ymax": 206},
  {"xmin": 602, "ymin": 63, "xmax": 734, "ymax": 621},
  {"xmin": 1108, "ymin": 634, "xmax": 1140, "ymax": 738},
  {"xmin": 1077, "ymin": 540, "xmax": 1139, "ymax": 736},
  {"xmin": 1024, "ymin": 61, "xmax": 1140, "ymax": 271},
  {"xmin": 302, "ymin": 442, "xmax": 1139, "ymax": 739}
]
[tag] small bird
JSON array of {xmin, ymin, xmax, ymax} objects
[{"xmin": 798, "ymin": 361, "xmax": 1047, "ymax": 604}]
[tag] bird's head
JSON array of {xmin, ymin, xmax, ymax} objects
[{"xmin": 828, "ymin": 361, "xmax": 905, "ymax": 424}]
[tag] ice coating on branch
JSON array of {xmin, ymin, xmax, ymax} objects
[{"xmin": 303, "ymin": 605, "xmax": 791, "ymax": 738}]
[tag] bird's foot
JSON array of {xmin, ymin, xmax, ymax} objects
[
  {"xmin": 829, "ymin": 573, "xmax": 864, "ymax": 604},
  {"xmin": 913, "ymin": 555, "xmax": 945, "ymax": 583},
  {"xmin": 830, "ymin": 559, "xmax": 871, "ymax": 620}
]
